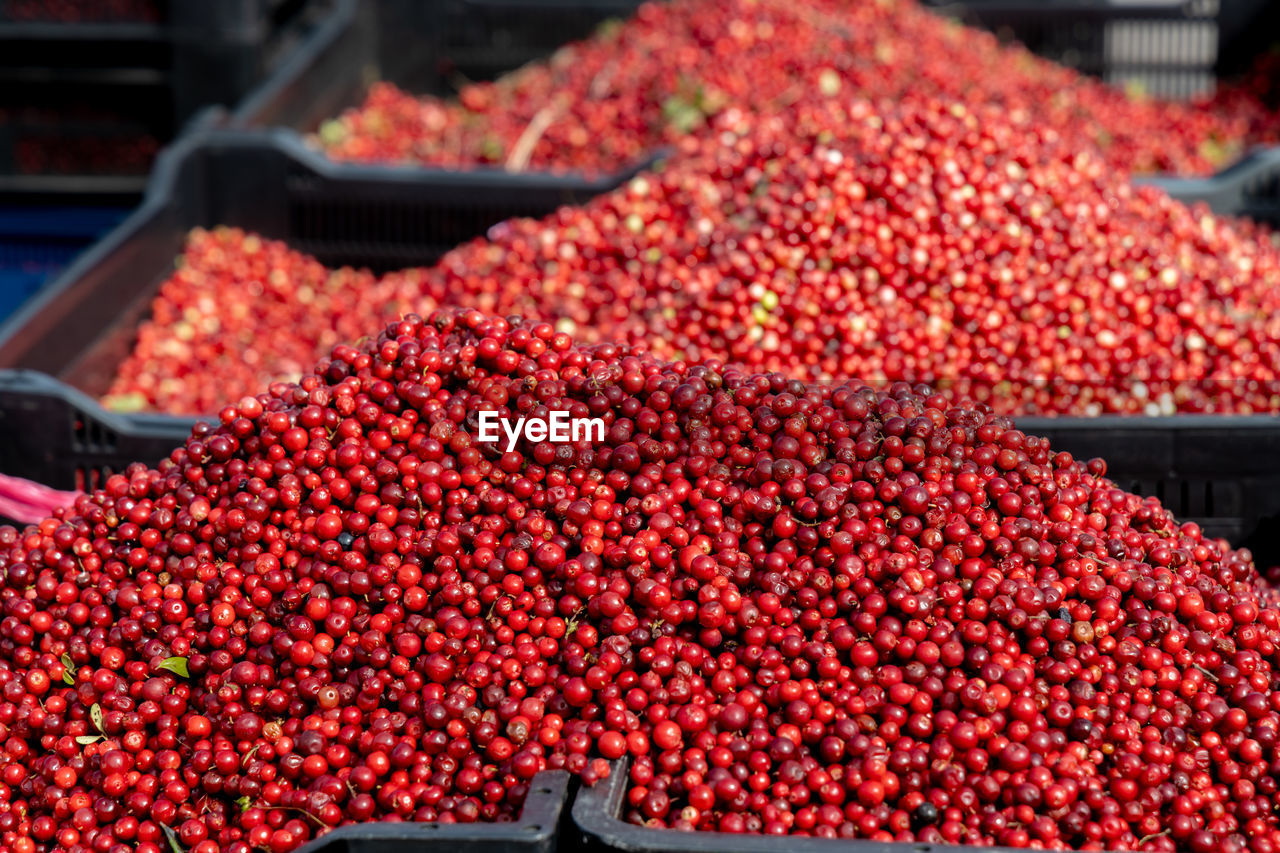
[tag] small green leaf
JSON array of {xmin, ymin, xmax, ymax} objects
[
  {"xmin": 61, "ymin": 655, "xmax": 76, "ymax": 686},
  {"xmin": 157, "ymin": 656, "xmax": 190, "ymax": 679},
  {"xmin": 75, "ymin": 734, "xmax": 102, "ymax": 745},
  {"xmin": 161, "ymin": 823, "xmax": 186, "ymax": 853},
  {"xmin": 90, "ymin": 703, "xmax": 103, "ymax": 733},
  {"xmin": 101, "ymin": 391, "xmax": 149, "ymax": 414},
  {"xmin": 235, "ymin": 795, "xmax": 252, "ymax": 812},
  {"xmin": 478, "ymin": 135, "xmax": 505, "ymax": 162}
]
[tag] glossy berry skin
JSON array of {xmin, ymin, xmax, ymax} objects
[{"xmin": 5, "ymin": 308, "xmax": 1280, "ymax": 853}]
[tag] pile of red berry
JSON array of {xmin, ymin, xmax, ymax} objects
[
  {"xmin": 5, "ymin": 309, "xmax": 1280, "ymax": 853},
  {"xmin": 103, "ymin": 228, "xmax": 429, "ymax": 416},
  {"xmin": 111, "ymin": 93, "xmax": 1280, "ymax": 417},
  {"xmin": 421, "ymin": 95, "xmax": 1280, "ymax": 415},
  {"xmin": 317, "ymin": 0, "xmax": 1280, "ymax": 178}
]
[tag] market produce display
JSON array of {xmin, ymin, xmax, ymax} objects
[
  {"xmin": 109, "ymin": 94, "xmax": 1280, "ymax": 416},
  {"xmin": 4, "ymin": 309, "xmax": 1280, "ymax": 853},
  {"xmin": 316, "ymin": 0, "xmax": 1280, "ymax": 177},
  {"xmin": 9, "ymin": 0, "xmax": 1280, "ymax": 852}
]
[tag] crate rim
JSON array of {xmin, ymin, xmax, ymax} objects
[
  {"xmin": 292, "ymin": 768, "xmax": 570, "ymax": 852},
  {"xmin": 215, "ymin": 125, "xmax": 668, "ymax": 191},
  {"xmin": 923, "ymin": 0, "xmax": 1207, "ymax": 17},
  {"xmin": 461, "ymin": 0, "xmax": 645, "ymax": 8},
  {"xmin": 574, "ymin": 758, "xmax": 1125, "ymax": 853},
  {"xmin": 0, "ymin": 368, "xmax": 197, "ymax": 438},
  {"xmin": 233, "ymin": 107, "xmax": 666, "ymax": 191},
  {"xmin": 1135, "ymin": 146, "xmax": 1280, "ymax": 213},
  {"xmin": 1018, "ymin": 413, "xmax": 1280, "ymax": 430}
]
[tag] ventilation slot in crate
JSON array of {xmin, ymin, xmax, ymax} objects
[
  {"xmin": 74, "ymin": 465, "xmax": 113, "ymax": 492},
  {"xmin": 284, "ymin": 189, "xmax": 560, "ymax": 271},
  {"xmin": 71, "ymin": 412, "xmax": 117, "ymax": 453},
  {"xmin": 1123, "ymin": 476, "xmax": 1244, "ymax": 525},
  {"xmin": 1103, "ymin": 17, "xmax": 1216, "ymax": 99},
  {"xmin": 1243, "ymin": 169, "xmax": 1280, "ymax": 205}
]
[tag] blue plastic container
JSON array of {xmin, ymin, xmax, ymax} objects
[{"xmin": 0, "ymin": 205, "xmax": 129, "ymax": 323}]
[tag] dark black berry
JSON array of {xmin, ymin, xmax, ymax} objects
[
  {"xmin": 913, "ymin": 802, "xmax": 939, "ymax": 827},
  {"xmin": 338, "ymin": 531, "xmax": 355, "ymax": 548}
]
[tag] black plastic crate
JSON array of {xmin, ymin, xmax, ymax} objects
[
  {"xmin": 1137, "ymin": 145, "xmax": 1280, "ymax": 224},
  {"xmin": 232, "ymin": 0, "xmax": 645, "ymax": 132},
  {"xmin": 229, "ymin": 0, "xmax": 375, "ymax": 135},
  {"xmin": 434, "ymin": 0, "xmax": 647, "ymax": 91},
  {"xmin": 292, "ymin": 769, "xmax": 571, "ymax": 853},
  {"xmin": 0, "ymin": 126, "xmax": 658, "ymax": 407},
  {"xmin": 924, "ymin": 0, "xmax": 1268, "ymax": 101},
  {"xmin": 0, "ymin": 369, "xmax": 191, "ymax": 494},
  {"xmin": 1018, "ymin": 414, "xmax": 1280, "ymax": 564},
  {"xmin": 0, "ymin": 0, "xmax": 337, "ymax": 184}
]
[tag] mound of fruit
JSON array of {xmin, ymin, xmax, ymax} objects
[
  {"xmin": 111, "ymin": 94, "xmax": 1280, "ymax": 416},
  {"xmin": 103, "ymin": 230, "xmax": 426, "ymax": 416},
  {"xmin": 4, "ymin": 309, "xmax": 1280, "ymax": 853},
  {"xmin": 317, "ymin": 0, "xmax": 1280, "ymax": 178}
]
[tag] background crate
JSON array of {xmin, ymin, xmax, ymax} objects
[
  {"xmin": 0, "ymin": 0, "xmax": 338, "ymax": 188},
  {"xmin": 431, "ymin": 0, "xmax": 647, "ymax": 93},
  {"xmin": 234, "ymin": 0, "xmax": 1280, "ymax": 223},
  {"xmin": 924, "ymin": 0, "xmax": 1279, "ymax": 101},
  {"xmin": 232, "ymin": 0, "xmax": 644, "ymax": 132}
]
